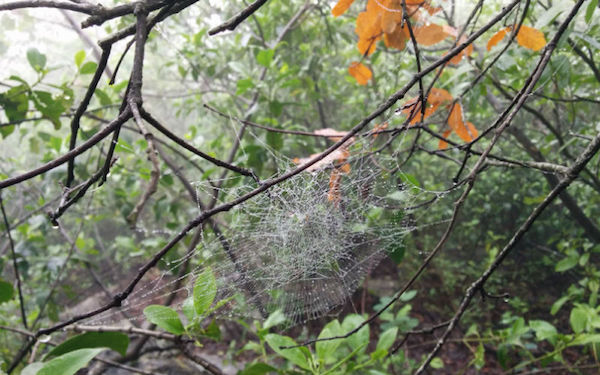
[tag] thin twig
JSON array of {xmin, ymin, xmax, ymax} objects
[
  {"xmin": 208, "ymin": 0, "xmax": 270, "ymax": 36},
  {"xmin": 0, "ymin": 193, "xmax": 28, "ymax": 329}
]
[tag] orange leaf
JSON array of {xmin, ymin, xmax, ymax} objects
[
  {"xmin": 447, "ymin": 35, "xmax": 473, "ymax": 65},
  {"xmin": 516, "ymin": 25, "xmax": 546, "ymax": 51},
  {"xmin": 427, "ymin": 87, "xmax": 453, "ymax": 104},
  {"xmin": 384, "ymin": 23, "xmax": 408, "ymax": 50},
  {"xmin": 356, "ymin": 8, "xmax": 382, "ymax": 55},
  {"xmin": 400, "ymin": 88, "xmax": 452, "ymax": 125},
  {"xmin": 358, "ymin": 36, "xmax": 380, "ymax": 55},
  {"xmin": 332, "ymin": 0, "xmax": 355, "ymax": 17},
  {"xmin": 313, "ymin": 128, "xmax": 349, "ymax": 141},
  {"xmin": 438, "ymin": 129, "xmax": 452, "ymax": 150},
  {"xmin": 292, "ymin": 148, "xmax": 350, "ymax": 172},
  {"xmin": 356, "ymin": 3, "xmax": 382, "ymax": 39},
  {"xmin": 442, "ymin": 25, "xmax": 458, "ymax": 38},
  {"xmin": 412, "ymin": 24, "xmax": 449, "ymax": 46},
  {"xmin": 401, "ymin": 100, "xmax": 440, "ymax": 125},
  {"xmin": 328, "ymin": 169, "xmax": 343, "ymax": 205},
  {"xmin": 372, "ymin": 122, "xmax": 389, "ymax": 138},
  {"xmin": 447, "ymin": 103, "xmax": 478, "ymax": 142},
  {"xmin": 487, "ymin": 27, "xmax": 510, "ymax": 51},
  {"xmin": 380, "ymin": 0, "xmax": 403, "ymax": 34},
  {"xmin": 422, "ymin": 2, "xmax": 441, "ymax": 15},
  {"xmin": 314, "ymin": 128, "xmax": 356, "ymax": 146},
  {"xmin": 465, "ymin": 121, "xmax": 478, "ymax": 140},
  {"xmin": 348, "ymin": 62, "xmax": 373, "ymax": 85}
]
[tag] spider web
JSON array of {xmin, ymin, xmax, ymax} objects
[{"xmin": 80, "ymin": 126, "xmax": 447, "ymax": 328}]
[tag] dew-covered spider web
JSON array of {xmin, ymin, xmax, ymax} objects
[{"xmin": 80, "ymin": 124, "xmax": 451, "ymax": 329}]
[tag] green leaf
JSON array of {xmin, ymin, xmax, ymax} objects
[
  {"xmin": 45, "ymin": 332, "xmax": 129, "ymax": 359},
  {"xmin": 22, "ymin": 362, "xmax": 44, "ymax": 375},
  {"xmin": 529, "ymin": 320, "xmax": 557, "ymax": 342},
  {"xmin": 264, "ymin": 334, "xmax": 311, "ymax": 370},
  {"xmin": 470, "ymin": 343, "xmax": 484, "ymax": 369},
  {"xmin": 202, "ymin": 319, "xmax": 221, "ymax": 341},
  {"xmin": 342, "ymin": 314, "xmax": 369, "ymax": 353},
  {"xmin": 586, "ymin": 0, "xmax": 598, "ymax": 24},
  {"xmin": 0, "ymin": 84, "xmax": 30, "ymax": 135},
  {"xmin": 370, "ymin": 348, "xmax": 387, "ymax": 361},
  {"xmin": 256, "ymin": 49, "xmax": 275, "ymax": 67},
  {"xmin": 193, "ymin": 267, "xmax": 217, "ymax": 316},
  {"xmin": 322, "ymin": 344, "xmax": 365, "ymax": 375},
  {"xmin": 376, "ymin": 327, "xmax": 398, "ymax": 352},
  {"xmin": 80, "ymin": 62, "xmax": 98, "ymax": 75},
  {"xmin": 316, "ymin": 320, "xmax": 343, "ymax": 364},
  {"xmin": 239, "ymin": 362, "xmax": 277, "ymax": 375},
  {"xmin": 94, "ymin": 89, "xmax": 112, "ymax": 106},
  {"xmin": 399, "ymin": 290, "xmax": 417, "ymax": 302},
  {"xmin": 38, "ymin": 348, "xmax": 106, "ymax": 375},
  {"xmin": 555, "ymin": 255, "xmax": 578, "ymax": 272},
  {"xmin": 269, "ymin": 100, "xmax": 283, "ymax": 116},
  {"xmin": 27, "ymin": 48, "xmax": 46, "ymax": 71},
  {"xmin": 74, "ymin": 50, "xmax": 85, "ymax": 68},
  {"xmin": 266, "ymin": 131, "xmax": 283, "ymax": 151},
  {"xmin": 31, "ymin": 90, "xmax": 66, "ymax": 129},
  {"xmin": 579, "ymin": 252, "xmax": 590, "ymax": 267},
  {"xmin": 143, "ymin": 305, "xmax": 184, "ymax": 335},
  {"xmin": 0, "ymin": 279, "xmax": 14, "ymax": 303},
  {"xmin": 570, "ymin": 306, "xmax": 588, "ymax": 334},
  {"xmin": 263, "ymin": 309, "xmax": 286, "ymax": 330},
  {"xmin": 182, "ymin": 297, "xmax": 195, "ymax": 321},
  {"xmin": 569, "ymin": 333, "xmax": 600, "ymax": 346},
  {"xmin": 551, "ymin": 296, "xmax": 569, "ymax": 315},
  {"xmin": 236, "ymin": 78, "xmax": 254, "ymax": 95},
  {"xmin": 430, "ymin": 357, "xmax": 444, "ymax": 369}
]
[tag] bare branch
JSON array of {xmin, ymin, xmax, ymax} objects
[{"xmin": 208, "ymin": 0, "xmax": 271, "ymax": 36}]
